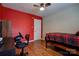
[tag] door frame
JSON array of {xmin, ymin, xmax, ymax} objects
[{"xmin": 34, "ymin": 19, "xmax": 42, "ymax": 40}]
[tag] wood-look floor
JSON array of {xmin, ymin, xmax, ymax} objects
[{"xmin": 16, "ymin": 40, "xmax": 62, "ymax": 56}]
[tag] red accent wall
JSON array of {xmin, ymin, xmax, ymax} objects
[
  {"xmin": 0, "ymin": 4, "xmax": 3, "ymax": 20},
  {"xmin": 0, "ymin": 4, "xmax": 42, "ymax": 41}
]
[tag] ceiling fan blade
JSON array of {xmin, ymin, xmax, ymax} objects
[
  {"xmin": 33, "ymin": 4, "xmax": 39, "ymax": 7},
  {"xmin": 40, "ymin": 3, "xmax": 44, "ymax": 7},
  {"xmin": 45, "ymin": 3, "xmax": 51, "ymax": 7}
]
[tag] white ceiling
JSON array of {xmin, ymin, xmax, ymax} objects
[{"xmin": 2, "ymin": 3, "xmax": 75, "ymax": 17}]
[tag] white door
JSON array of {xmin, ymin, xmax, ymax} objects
[{"xmin": 34, "ymin": 19, "xmax": 41, "ymax": 40}]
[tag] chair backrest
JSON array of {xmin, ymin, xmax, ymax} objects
[
  {"xmin": 14, "ymin": 32, "xmax": 23, "ymax": 43},
  {"xmin": 25, "ymin": 34, "xmax": 30, "ymax": 45},
  {"xmin": 14, "ymin": 36, "xmax": 22, "ymax": 43}
]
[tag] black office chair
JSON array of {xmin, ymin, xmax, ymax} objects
[{"xmin": 14, "ymin": 33, "xmax": 29, "ymax": 56}]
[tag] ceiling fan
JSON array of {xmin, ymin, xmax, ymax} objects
[{"xmin": 33, "ymin": 3, "xmax": 51, "ymax": 11}]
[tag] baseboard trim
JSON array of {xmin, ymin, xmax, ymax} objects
[
  {"xmin": 29, "ymin": 40, "xmax": 34, "ymax": 42},
  {"xmin": 23, "ymin": 40, "xmax": 35, "ymax": 43}
]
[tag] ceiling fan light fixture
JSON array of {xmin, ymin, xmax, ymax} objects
[{"xmin": 40, "ymin": 7, "xmax": 45, "ymax": 11}]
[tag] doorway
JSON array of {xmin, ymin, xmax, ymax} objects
[{"xmin": 34, "ymin": 19, "xmax": 41, "ymax": 40}]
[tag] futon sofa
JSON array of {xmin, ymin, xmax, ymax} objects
[{"xmin": 45, "ymin": 32, "xmax": 79, "ymax": 48}]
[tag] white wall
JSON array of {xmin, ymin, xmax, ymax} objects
[{"xmin": 43, "ymin": 4, "xmax": 79, "ymax": 38}]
